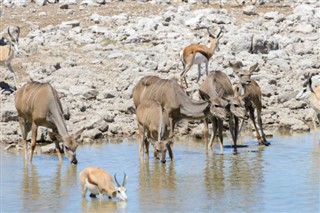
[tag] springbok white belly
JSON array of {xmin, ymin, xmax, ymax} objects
[
  {"xmin": 85, "ymin": 178, "xmax": 100, "ymax": 195},
  {"xmin": 193, "ymin": 53, "xmax": 208, "ymax": 64}
]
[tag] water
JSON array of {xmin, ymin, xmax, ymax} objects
[{"xmin": 1, "ymin": 133, "xmax": 320, "ymax": 213}]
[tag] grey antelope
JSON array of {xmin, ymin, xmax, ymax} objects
[
  {"xmin": 0, "ymin": 26, "xmax": 20, "ymax": 88},
  {"xmin": 295, "ymin": 74, "xmax": 320, "ymax": 133},
  {"xmin": 136, "ymin": 99, "xmax": 172, "ymax": 163},
  {"xmin": 199, "ymin": 71, "xmax": 248, "ymax": 153},
  {"xmin": 79, "ymin": 166, "xmax": 128, "ymax": 201},
  {"xmin": 180, "ymin": 27, "xmax": 223, "ymax": 88},
  {"xmin": 15, "ymin": 82, "xmax": 84, "ymax": 164},
  {"xmin": 230, "ymin": 61, "xmax": 270, "ymax": 146},
  {"xmin": 132, "ymin": 75, "xmax": 213, "ymax": 160}
]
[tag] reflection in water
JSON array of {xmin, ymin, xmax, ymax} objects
[
  {"xmin": 20, "ymin": 162, "xmax": 77, "ymax": 212},
  {"xmin": 138, "ymin": 159, "xmax": 176, "ymax": 210},
  {"xmin": 204, "ymin": 146, "xmax": 265, "ymax": 212},
  {"xmin": 81, "ymin": 197, "xmax": 127, "ymax": 213}
]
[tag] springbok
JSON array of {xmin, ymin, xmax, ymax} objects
[
  {"xmin": 230, "ymin": 61, "xmax": 270, "ymax": 146},
  {"xmin": 15, "ymin": 81, "xmax": 84, "ymax": 164},
  {"xmin": 0, "ymin": 26, "xmax": 20, "ymax": 88},
  {"xmin": 199, "ymin": 71, "xmax": 248, "ymax": 153},
  {"xmin": 295, "ymin": 74, "xmax": 320, "ymax": 133},
  {"xmin": 79, "ymin": 166, "xmax": 128, "ymax": 201},
  {"xmin": 136, "ymin": 99, "xmax": 172, "ymax": 163},
  {"xmin": 179, "ymin": 27, "xmax": 223, "ymax": 88},
  {"xmin": 132, "ymin": 75, "xmax": 212, "ymax": 160}
]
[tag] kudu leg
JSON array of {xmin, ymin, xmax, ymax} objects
[
  {"xmin": 30, "ymin": 122, "xmax": 38, "ymax": 163},
  {"xmin": 138, "ymin": 126, "xmax": 145, "ymax": 160},
  {"xmin": 18, "ymin": 117, "xmax": 31, "ymax": 161},
  {"xmin": 208, "ymin": 117, "xmax": 218, "ymax": 150},
  {"xmin": 217, "ymin": 118, "xmax": 224, "ymax": 154},
  {"xmin": 229, "ymin": 116, "xmax": 237, "ymax": 152},
  {"xmin": 249, "ymin": 108, "xmax": 263, "ymax": 145},
  {"xmin": 257, "ymin": 109, "xmax": 269, "ymax": 145},
  {"xmin": 203, "ymin": 117, "xmax": 209, "ymax": 137}
]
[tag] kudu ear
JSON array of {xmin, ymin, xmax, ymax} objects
[
  {"xmin": 73, "ymin": 128, "xmax": 85, "ymax": 140},
  {"xmin": 249, "ymin": 63, "xmax": 259, "ymax": 73},
  {"xmin": 49, "ymin": 131, "xmax": 63, "ymax": 142},
  {"xmin": 199, "ymin": 89, "xmax": 211, "ymax": 101},
  {"xmin": 229, "ymin": 61, "xmax": 242, "ymax": 73},
  {"xmin": 217, "ymin": 88, "xmax": 224, "ymax": 97}
]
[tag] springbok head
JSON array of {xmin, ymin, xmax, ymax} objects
[
  {"xmin": 296, "ymin": 73, "xmax": 320, "ymax": 100},
  {"xmin": 230, "ymin": 61, "xmax": 259, "ymax": 85},
  {"xmin": 114, "ymin": 173, "xmax": 128, "ymax": 201},
  {"xmin": 207, "ymin": 26, "xmax": 223, "ymax": 51}
]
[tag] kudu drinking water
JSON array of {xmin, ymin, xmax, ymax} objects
[
  {"xmin": 199, "ymin": 71, "xmax": 248, "ymax": 153},
  {"xmin": 15, "ymin": 81, "xmax": 84, "ymax": 164},
  {"xmin": 136, "ymin": 99, "xmax": 172, "ymax": 163}
]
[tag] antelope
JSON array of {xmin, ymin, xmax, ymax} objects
[
  {"xmin": 132, "ymin": 75, "xmax": 212, "ymax": 160},
  {"xmin": 199, "ymin": 71, "xmax": 248, "ymax": 153},
  {"xmin": 230, "ymin": 61, "xmax": 270, "ymax": 146},
  {"xmin": 79, "ymin": 166, "xmax": 128, "ymax": 201},
  {"xmin": 15, "ymin": 81, "xmax": 84, "ymax": 164},
  {"xmin": 136, "ymin": 99, "xmax": 172, "ymax": 163},
  {"xmin": 179, "ymin": 27, "xmax": 223, "ymax": 88},
  {"xmin": 295, "ymin": 74, "xmax": 320, "ymax": 133},
  {"xmin": 0, "ymin": 26, "xmax": 20, "ymax": 88}
]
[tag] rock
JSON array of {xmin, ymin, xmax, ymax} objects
[{"xmin": 243, "ymin": 6, "xmax": 257, "ymax": 16}]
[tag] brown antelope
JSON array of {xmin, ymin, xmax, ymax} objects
[
  {"xmin": 136, "ymin": 99, "xmax": 172, "ymax": 163},
  {"xmin": 179, "ymin": 27, "xmax": 223, "ymax": 88},
  {"xmin": 79, "ymin": 166, "xmax": 128, "ymax": 201},
  {"xmin": 132, "ymin": 75, "xmax": 212, "ymax": 160},
  {"xmin": 230, "ymin": 61, "xmax": 270, "ymax": 146},
  {"xmin": 199, "ymin": 71, "xmax": 248, "ymax": 153},
  {"xmin": 15, "ymin": 81, "xmax": 84, "ymax": 164},
  {"xmin": 0, "ymin": 26, "xmax": 20, "ymax": 88},
  {"xmin": 295, "ymin": 74, "xmax": 320, "ymax": 133}
]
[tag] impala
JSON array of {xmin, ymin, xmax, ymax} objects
[{"xmin": 15, "ymin": 81, "xmax": 84, "ymax": 164}]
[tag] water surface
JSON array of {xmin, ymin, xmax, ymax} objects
[{"xmin": 1, "ymin": 133, "xmax": 320, "ymax": 212}]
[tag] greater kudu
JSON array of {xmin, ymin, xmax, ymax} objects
[{"xmin": 15, "ymin": 81, "xmax": 84, "ymax": 164}]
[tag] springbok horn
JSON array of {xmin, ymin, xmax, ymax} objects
[
  {"xmin": 122, "ymin": 173, "xmax": 127, "ymax": 186},
  {"xmin": 114, "ymin": 173, "xmax": 120, "ymax": 187}
]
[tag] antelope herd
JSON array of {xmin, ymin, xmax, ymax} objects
[{"xmin": 1, "ymin": 22, "xmax": 318, "ymax": 201}]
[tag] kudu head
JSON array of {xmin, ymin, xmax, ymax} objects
[
  {"xmin": 207, "ymin": 26, "xmax": 223, "ymax": 51},
  {"xmin": 50, "ymin": 128, "xmax": 85, "ymax": 164},
  {"xmin": 201, "ymin": 89, "xmax": 228, "ymax": 120},
  {"xmin": 225, "ymin": 95, "xmax": 249, "ymax": 120},
  {"xmin": 8, "ymin": 26, "xmax": 20, "ymax": 54},
  {"xmin": 113, "ymin": 173, "xmax": 128, "ymax": 201},
  {"xmin": 230, "ymin": 61, "xmax": 259, "ymax": 85},
  {"xmin": 151, "ymin": 137, "xmax": 173, "ymax": 164}
]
